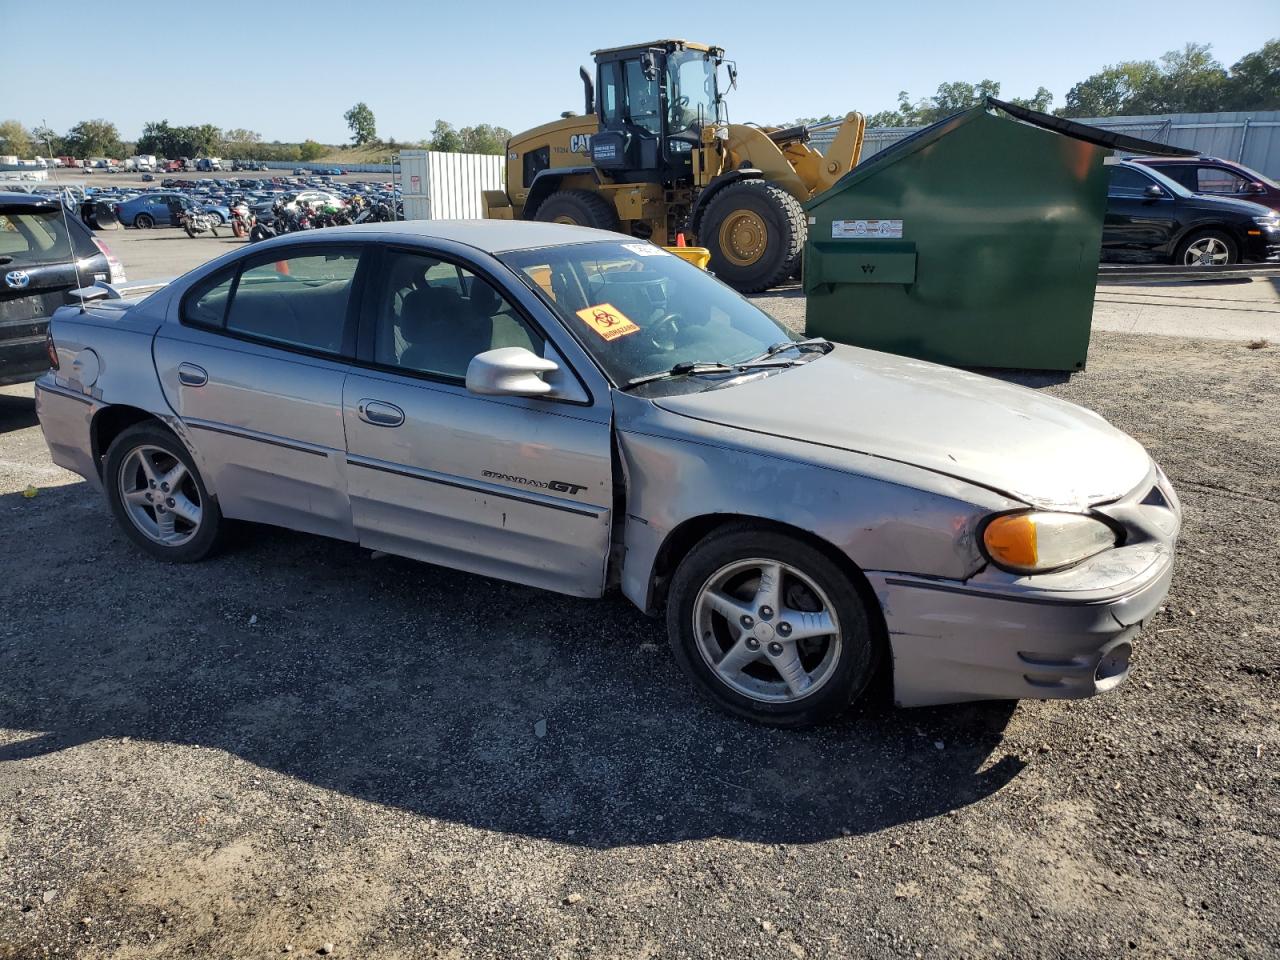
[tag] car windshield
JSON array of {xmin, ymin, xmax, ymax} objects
[
  {"xmin": 0, "ymin": 207, "xmax": 74, "ymax": 266},
  {"xmin": 499, "ymin": 240, "xmax": 800, "ymax": 387}
]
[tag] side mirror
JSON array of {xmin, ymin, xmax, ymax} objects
[
  {"xmin": 466, "ymin": 347, "xmax": 558, "ymax": 397},
  {"xmin": 1246, "ymin": 181, "xmax": 1267, "ymax": 194},
  {"xmin": 1144, "ymin": 184, "xmax": 1165, "ymax": 199}
]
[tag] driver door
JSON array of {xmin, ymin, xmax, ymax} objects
[{"xmin": 342, "ymin": 247, "xmax": 615, "ymax": 598}]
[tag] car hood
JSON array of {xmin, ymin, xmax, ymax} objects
[
  {"xmin": 1184, "ymin": 193, "xmax": 1276, "ymax": 217},
  {"xmin": 651, "ymin": 345, "xmax": 1151, "ymax": 511}
]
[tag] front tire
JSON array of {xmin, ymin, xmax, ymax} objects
[
  {"xmin": 104, "ymin": 423, "xmax": 222, "ymax": 563},
  {"xmin": 666, "ymin": 526, "xmax": 879, "ymax": 727},
  {"xmin": 1175, "ymin": 229, "xmax": 1238, "ymax": 266},
  {"xmin": 698, "ymin": 179, "xmax": 806, "ymax": 293},
  {"xmin": 533, "ymin": 189, "xmax": 620, "ymax": 231}
]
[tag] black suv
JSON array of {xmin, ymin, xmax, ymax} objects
[
  {"xmin": 0, "ymin": 193, "xmax": 123, "ymax": 386},
  {"xmin": 1103, "ymin": 160, "xmax": 1280, "ymax": 266}
]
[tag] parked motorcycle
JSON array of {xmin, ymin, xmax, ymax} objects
[
  {"xmin": 181, "ymin": 207, "xmax": 220, "ymax": 238},
  {"xmin": 229, "ymin": 200, "xmax": 256, "ymax": 239}
]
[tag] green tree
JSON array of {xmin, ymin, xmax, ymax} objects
[
  {"xmin": 344, "ymin": 102, "xmax": 377, "ymax": 146},
  {"xmin": 1226, "ymin": 38, "xmax": 1280, "ymax": 109},
  {"xmin": 1146, "ymin": 43, "xmax": 1229, "ymax": 112},
  {"xmin": 1059, "ymin": 61, "xmax": 1159, "ymax": 117},
  {"xmin": 0, "ymin": 120, "xmax": 31, "ymax": 158},
  {"xmin": 62, "ymin": 119, "xmax": 123, "ymax": 158},
  {"xmin": 30, "ymin": 124, "xmax": 63, "ymax": 157},
  {"xmin": 428, "ymin": 120, "xmax": 464, "ymax": 152},
  {"xmin": 459, "ymin": 123, "xmax": 511, "ymax": 154},
  {"xmin": 299, "ymin": 139, "xmax": 327, "ymax": 161},
  {"xmin": 1009, "ymin": 86, "xmax": 1054, "ymax": 113}
]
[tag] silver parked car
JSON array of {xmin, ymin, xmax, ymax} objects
[{"xmin": 36, "ymin": 221, "xmax": 1180, "ymax": 726}]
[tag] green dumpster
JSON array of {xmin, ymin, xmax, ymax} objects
[{"xmin": 803, "ymin": 98, "xmax": 1192, "ymax": 371}]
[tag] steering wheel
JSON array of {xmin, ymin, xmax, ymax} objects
[{"xmin": 649, "ymin": 312, "xmax": 682, "ymax": 351}]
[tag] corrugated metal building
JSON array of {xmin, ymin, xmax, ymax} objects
[{"xmin": 812, "ymin": 110, "xmax": 1280, "ymax": 178}]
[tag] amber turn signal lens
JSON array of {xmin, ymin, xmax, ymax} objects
[
  {"xmin": 982, "ymin": 511, "xmax": 1119, "ymax": 574},
  {"xmin": 984, "ymin": 514, "xmax": 1037, "ymax": 569}
]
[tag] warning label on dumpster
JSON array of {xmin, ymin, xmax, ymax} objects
[
  {"xmin": 832, "ymin": 219, "xmax": 903, "ymax": 239},
  {"xmin": 576, "ymin": 303, "xmax": 639, "ymax": 341}
]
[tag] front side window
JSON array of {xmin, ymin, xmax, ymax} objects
[
  {"xmin": 182, "ymin": 248, "xmax": 361, "ymax": 354},
  {"xmin": 500, "ymin": 240, "xmax": 795, "ymax": 387},
  {"xmin": 1108, "ymin": 166, "xmax": 1156, "ymax": 198},
  {"xmin": 372, "ymin": 250, "xmax": 542, "ymax": 380}
]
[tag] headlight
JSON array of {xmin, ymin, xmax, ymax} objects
[
  {"xmin": 982, "ymin": 511, "xmax": 1119, "ymax": 574},
  {"xmin": 1252, "ymin": 215, "xmax": 1280, "ymax": 229}
]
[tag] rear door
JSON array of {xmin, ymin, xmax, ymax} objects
[
  {"xmin": 342, "ymin": 245, "xmax": 614, "ymax": 597},
  {"xmin": 153, "ymin": 243, "xmax": 368, "ymax": 541}
]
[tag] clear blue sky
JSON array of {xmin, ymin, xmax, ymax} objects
[{"xmin": 2, "ymin": 0, "xmax": 1275, "ymax": 144}]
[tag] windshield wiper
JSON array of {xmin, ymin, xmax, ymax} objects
[
  {"xmin": 621, "ymin": 357, "xmax": 800, "ymax": 390},
  {"xmin": 747, "ymin": 337, "xmax": 833, "ymax": 362}
]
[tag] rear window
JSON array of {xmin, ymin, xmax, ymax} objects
[{"xmin": 0, "ymin": 208, "xmax": 74, "ymax": 266}]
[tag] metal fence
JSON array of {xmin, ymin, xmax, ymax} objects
[{"xmin": 812, "ymin": 110, "xmax": 1280, "ymax": 178}]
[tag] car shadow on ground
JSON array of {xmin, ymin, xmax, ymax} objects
[
  {"xmin": 0, "ymin": 391, "xmax": 38, "ymax": 433},
  {"xmin": 0, "ymin": 482, "xmax": 1023, "ymax": 848}
]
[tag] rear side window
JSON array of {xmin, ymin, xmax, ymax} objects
[
  {"xmin": 0, "ymin": 208, "xmax": 73, "ymax": 266},
  {"xmin": 180, "ymin": 247, "xmax": 361, "ymax": 356}
]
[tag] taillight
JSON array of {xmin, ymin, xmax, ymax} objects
[{"xmin": 46, "ymin": 330, "xmax": 59, "ymax": 370}]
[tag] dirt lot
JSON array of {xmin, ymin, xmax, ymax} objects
[{"xmin": 1, "ymin": 244, "xmax": 1278, "ymax": 957}]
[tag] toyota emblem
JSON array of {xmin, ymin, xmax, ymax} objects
[{"xmin": 4, "ymin": 270, "xmax": 30, "ymax": 290}]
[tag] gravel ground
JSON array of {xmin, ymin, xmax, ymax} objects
[{"xmin": 1, "ymin": 312, "xmax": 1277, "ymax": 957}]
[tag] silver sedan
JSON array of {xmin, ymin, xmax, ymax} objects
[{"xmin": 36, "ymin": 221, "xmax": 1179, "ymax": 726}]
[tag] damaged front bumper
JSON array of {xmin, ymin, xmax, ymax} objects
[{"xmin": 867, "ymin": 464, "xmax": 1181, "ymax": 708}]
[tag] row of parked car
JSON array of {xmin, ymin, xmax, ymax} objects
[{"xmin": 64, "ymin": 175, "xmax": 402, "ymax": 231}]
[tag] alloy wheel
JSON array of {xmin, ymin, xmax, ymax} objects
[
  {"xmin": 1183, "ymin": 236, "xmax": 1231, "ymax": 266},
  {"xmin": 117, "ymin": 444, "xmax": 203, "ymax": 547},
  {"xmin": 693, "ymin": 557, "xmax": 842, "ymax": 703}
]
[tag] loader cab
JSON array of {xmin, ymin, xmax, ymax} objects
[{"xmin": 589, "ymin": 41, "xmax": 725, "ymax": 187}]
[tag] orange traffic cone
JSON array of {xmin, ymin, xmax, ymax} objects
[{"xmin": 675, "ymin": 232, "xmax": 687, "ymax": 247}]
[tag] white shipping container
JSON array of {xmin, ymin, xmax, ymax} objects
[{"xmin": 399, "ymin": 150, "xmax": 504, "ymax": 221}]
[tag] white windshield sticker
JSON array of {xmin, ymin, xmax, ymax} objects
[
  {"xmin": 621, "ymin": 242, "xmax": 670, "ymax": 257},
  {"xmin": 832, "ymin": 219, "xmax": 903, "ymax": 239}
]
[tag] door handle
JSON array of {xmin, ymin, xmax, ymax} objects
[
  {"xmin": 177, "ymin": 363, "xmax": 208, "ymax": 387},
  {"xmin": 357, "ymin": 399, "xmax": 405, "ymax": 428}
]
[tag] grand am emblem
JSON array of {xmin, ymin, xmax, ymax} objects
[{"xmin": 4, "ymin": 270, "xmax": 31, "ymax": 290}]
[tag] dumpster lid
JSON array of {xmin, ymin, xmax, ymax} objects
[
  {"xmin": 985, "ymin": 97, "xmax": 1197, "ymax": 157},
  {"xmin": 811, "ymin": 98, "xmax": 1197, "ymax": 208}
]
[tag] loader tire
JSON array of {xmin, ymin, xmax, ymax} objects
[
  {"xmin": 700, "ymin": 180, "xmax": 806, "ymax": 293},
  {"xmin": 534, "ymin": 189, "xmax": 621, "ymax": 232}
]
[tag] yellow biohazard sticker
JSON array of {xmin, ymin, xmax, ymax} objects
[{"xmin": 575, "ymin": 302, "xmax": 639, "ymax": 341}]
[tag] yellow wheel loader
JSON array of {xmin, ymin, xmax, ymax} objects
[{"xmin": 482, "ymin": 40, "xmax": 865, "ymax": 293}]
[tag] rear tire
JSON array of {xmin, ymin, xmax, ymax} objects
[
  {"xmin": 134, "ymin": 213, "xmax": 154, "ymax": 229},
  {"xmin": 104, "ymin": 423, "xmax": 222, "ymax": 563},
  {"xmin": 1174, "ymin": 229, "xmax": 1238, "ymax": 267},
  {"xmin": 699, "ymin": 179, "xmax": 806, "ymax": 293},
  {"xmin": 533, "ymin": 189, "xmax": 621, "ymax": 232},
  {"xmin": 666, "ymin": 525, "xmax": 879, "ymax": 727}
]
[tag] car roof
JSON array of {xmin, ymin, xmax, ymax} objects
[
  {"xmin": 0, "ymin": 191, "xmax": 62, "ymax": 205},
  {"xmin": 278, "ymin": 219, "xmax": 624, "ymax": 254}
]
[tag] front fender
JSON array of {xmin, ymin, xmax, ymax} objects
[{"xmin": 614, "ymin": 395, "xmax": 1019, "ymax": 613}]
